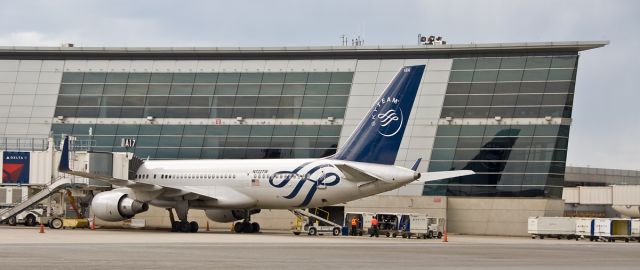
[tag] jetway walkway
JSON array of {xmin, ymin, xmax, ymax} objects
[{"xmin": 0, "ymin": 178, "xmax": 86, "ymax": 223}]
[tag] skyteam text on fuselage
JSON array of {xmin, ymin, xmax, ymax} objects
[{"xmin": 58, "ymin": 65, "xmax": 474, "ymax": 233}]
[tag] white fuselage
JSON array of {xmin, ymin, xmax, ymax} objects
[{"xmin": 134, "ymin": 158, "xmax": 417, "ymax": 210}]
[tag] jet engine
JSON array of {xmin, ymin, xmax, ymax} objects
[
  {"xmin": 91, "ymin": 191, "xmax": 149, "ymax": 222},
  {"xmin": 205, "ymin": 209, "xmax": 261, "ymax": 223}
]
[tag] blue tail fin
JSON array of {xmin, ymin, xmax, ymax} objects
[
  {"xmin": 333, "ymin": 65, "xmax": 425, "ymax": 165},
  {"xmin": 58, "ymin": 136, "xmax": 70, "ymax": 172}
]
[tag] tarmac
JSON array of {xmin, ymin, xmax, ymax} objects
[{"xmin": 0, "ymin": 226, "xmax": 639, "ymax": 270}]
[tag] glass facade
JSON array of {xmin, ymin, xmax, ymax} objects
[
  {"xmin": 442, "ymin": 56, "xmax": 576, "ymax": 119},
  {"xmin": 424, "ymin": 55, "xmax": 578, "ymax": 198},
  {"xmin": 51, "ymin": 71, "xmax": 352, "ymax": 159},
  {"xmin": 52, "ymin": 124, "xmax": 342, "ymax": 159},
  {"xmin": 54, "ymin": 72, "xmax": 353, "ymax": 119}
]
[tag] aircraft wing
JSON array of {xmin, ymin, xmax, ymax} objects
[{"xmin": 417, "ymin": 170, "xmax": 475, "ymax": 182}]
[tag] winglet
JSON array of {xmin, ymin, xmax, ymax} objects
[
  {"xmin": 58, "ymin": 136, "xmax": 70, "ymax": 172},
  {"xmin": 411, "ymin": 158, "xmax": 422, "ymax": 171}
]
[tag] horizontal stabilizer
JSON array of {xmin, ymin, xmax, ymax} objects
[
  {"xmin": 416, "ymin": 170, "xmax": 475, "ymax": 183},
  {"xmin": 334, "ymin": 164, "xmax": 382, "ymax": 183}
]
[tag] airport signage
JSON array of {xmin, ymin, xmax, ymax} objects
[{"xmin": 2, "ymin": 151, "xmax": 30, "ymax": 184}]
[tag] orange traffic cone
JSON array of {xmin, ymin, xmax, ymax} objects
[
  {"xmin": 442, "ymin": 228, "xmax": 448, "ymax": 242},
  {"xmin": 39, "ymin": 223, "xmax": 45, "ymax": 234}
]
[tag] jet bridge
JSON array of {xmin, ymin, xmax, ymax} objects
[{"xmin": 1, "ymin": 137, "xmax": 140, "ymax": 226}]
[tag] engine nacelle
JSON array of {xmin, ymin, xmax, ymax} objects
[
  {"xmin": 91, "ymin": 191, "xmax": 149, "ymax": 222},
  {"xmin": 205, "ymin": 209, "xmax": 261, "ymax": 223}
]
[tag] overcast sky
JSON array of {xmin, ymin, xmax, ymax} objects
[{"xmin": 0, "ymin": 0, "xmax": 637, "ymax": 170}]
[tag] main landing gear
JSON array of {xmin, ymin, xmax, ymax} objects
[
  {"xmin": 233, "ymin": 210, "xmax": 260, "ymax": 233},
  {"xmin": 167, "ymin": 201, "xmax": 199, "ymax": 233}
]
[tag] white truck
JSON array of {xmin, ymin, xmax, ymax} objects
[
  {"xmin": 399, "ymin": 213, "xmax": 430, "ymax": 239},
  {"xmin": 528, "ymin": 217, "xmax": 577, "ymax": 239},
  {"xmin": 427, "ymin": 217, "xmax": 445, "ymax": 239}
]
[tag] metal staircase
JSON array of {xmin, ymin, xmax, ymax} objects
[
  {"xmin": 0, "ymin": 178, "xmax": 85, "ymax": 223},
  {"xmin": 292, "ymin": 208, "xmax": 341, "ymax": 228}
]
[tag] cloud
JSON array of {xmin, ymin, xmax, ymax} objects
[{"xmin": 0, "ymin": 32, "xmax": 63, "ymax": 46}]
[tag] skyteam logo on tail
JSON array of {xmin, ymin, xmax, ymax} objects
[{"xmin": 371, "ymin": 96, "xmax": 403, "ymax": 137}]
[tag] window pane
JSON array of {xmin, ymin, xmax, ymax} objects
[
  {"xmin": 192, "ymin": 84, "xmax": 214, "ymax": 95},
  {"xmin": 522, "ymin": 69, "xmax": 548, "ymax": 81},
  {"xmin": 215, "ymin": 84, "xmax": 237, "ymax": 95},
  {"xmin": 308, "ymin": 72, "xmax": 331, "ymax": 83},
  {"xmin": 302, "ymin": 96, "xmax": 326, "ymax": 107},
  {"xmin": 117, "ymin": 125, "xmax": 139, "ymax": 135},
  {"xmin": 497, "ymin": 70, "xmax": 523, "ymax": 81},
  {"xmin": 551, "ymin": 56, "xmax": 577, "ymax": 68},
  {"xmin": 544, "ymin": 82, "xmax": 572, "ymax": 93},
  {"xmin": 60, "ymin": 84, "xmax": 82, "ymax": 94},
  {"xmin": 195, "ymin": 73, "xmax": 218, "ymax": 83},
  {"xmin": 262, "ymin": 73, "xmax": 285, "ymax": 83},
  {"xmin": 305, "ymin": 84, "xmax": 329, "ymax": 95},
  {"xmin": 285, "ymin": 73, "xmax": 307, "ymax": 83},
  {"xmin": 57, "ymin": 95, "xmax": 79, "ymax": 106},
  {"xmin": 228, "ymin": 125, "xmax": 252, "ymax": 136},
  {"xmin": 467, "ymin": 95, "xmax": 492, "ymax": 106},
  {"xmin": 128, "ymin": 73, "xmax": 151, "ymax": 83},
  {"xmin": 469, "ymin": 83, "xmax": 495, "ymax": 94},
  {"xmin": 491, "ymin": 95, "xmax": 517, "ymax": 106},
  {"xmin": 260, "ymin": 84, "xmax": 282, "ymax": 95},
  {"xmin": 324, "ymin": 96, "xmax": 347, "ymax": 107},
  {"xmin": 150, "ymin": 73, "xmax": 173, "ymax": 83},
  {"xmin": 81, "ymin": 84, "xmax": 103, "ymax": 95},
  {"xmin": 463, "ymin": 107, "xmax": 489, "ymax": 118},
  {"xmin": 205, "ymin": 125, "xmax": 228, "ymax": 136},
  {"xmin": 475, "ymin": 58, "xmax": 501, "ymax": 69},
  {"xmin": 79, "ymin": 96, "xmax": 101, "ymax": 106},
  {"xmin": 282, "ymin": 84, "xmax": 305, "ymax": 95},
  {"xmin": 122, "ymin": 96, "xmax": 145, "ymax": 106},
  {"xmin": 547, "ymin": 69, "xmax": 575, "ymax": 81},
  {"xmin": 488, "ymin": 106, "xmax": 514, "ymax": 118},
  {"xmin": 440, "ymin": 107, "xmax": 465, "ymax": 118},
  {"xmin": 541, "ymin": 94, "xmax": 570, "ymax": 105},
  {"xmin": 299, "ymin": 108, "xmax": 324, "ymax": 118},
  {"xmin": 239, "ymin": 73, "xmax": 262, "ymax": 83},
  {"xmin": 165, "ymin": 108, "xmax": 188, "ymax": 118},
  {"xmin": 331, "ymin": 72, "xmax": 353, "ymax": 83},
  {"xmin": 449, "ymin": 71, "xmax": 473, "ymax": 82},
  {"xmin": 460, "ymin": 125, "xmax": 486, "ymax": 136},
  {"xmin": 145, "ymin": 84, "xmax": 169, "ymax": 95},
  {"xmin": 237, "ymin": 84, "xmax": 260, "ymax": 95},
  {"xmin": 525, "ymin": 57, "xmax": 551, "ymax": 69},
  {"xmin": 500, "ymin": 57, "xmax": 526, "ymax": 69},
  {"xmin": 83, "ymin": 73, "xmax": 106, "ymax": 83},
  {"xmin": 443, "ymin": 95, "xmax": 467, "ymax": 106},
  {"xmin": 62, "ymin": 73, "xmax": 84, "ymax": 83},
  {"xmin": 126, "ymin": 84, "xmax": 148, "ymax": 95},
  {"xmin": 519, "ymin": 82, "xmax": 545, "ymax": 93},
  {"xmin": 446, "ymin": 83, "xmax": 471, "ymax": 94},
  {"xmin": 105, "ymin": 73, "xmax": 128, "ymax": 83},
  {"xmin": 273, "ymin": 125, "xmax": 296, "ymax": 136},
  {"xmin": 516, "ymin": 94, "xmax": 543, "ymax": 106},
  {"xmin": 170, "ymin": 85, "xmax": 192, "ymax": 95},
  {"xmin": 328, "ymin": 84, "xmax": 350, "ymax": 95},
  {"xmin": 256, "ymin": 96, "xmax": 280, "ymax": 107},
  {"xmin": 76, "ymin": 107, "xmax": 99, "ymax": 117},
  {"xmin": 451, "ymin": 58, "xmax": 476, "ymax": 70},
  {"xmin": 187, "ymin": 108, "xmax": 210, "ymax": 118},
  {"xmin": 296, "ymin": 125, "xmax": 319, "ymax": 136},
  {"xmin": 99, "ymin": 84, "xmax": 124, "ymax": 96},
  {"xmin": 494, "ymin": 82, "xmax": 520, "ymax": 94},
  {"xmin": 322, "ymin": 108, "xmax": 345, "ymax": 118},
  {"xmin": 250, "ymin": 125, "xmax": 274, "ymax": 136},
  {"xmin": 513, "ymin": 107, "xmax": 540, "ymax": 118},
  {"xmin": 120, "ymin": 107, "xmax": 144, "ymax": 118},
  {"xmin": 217, "ymin": 73, "xmax": 240, "ymax": 83}
]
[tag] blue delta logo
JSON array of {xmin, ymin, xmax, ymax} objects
[{"xmin": 370, "ymin": 96, "xmax": 403, "ymax": 137}]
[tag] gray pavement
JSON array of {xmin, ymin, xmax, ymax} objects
[{"xmin": 0, "ymin": 226, "xmax": 638, "ymax": 269}]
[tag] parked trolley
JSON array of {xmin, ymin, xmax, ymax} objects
[
  {"xmin": 594, "ymin": 218, "xmax": 632, "ymax": 242},
  {"xmin": 343, "ymin": 212, "xmax": 374, "ymax": 236},
  {"xmin": 399, "ymin": 213, "xmax": 430, "ymax": 239},
  {"xmin": 528, "ymin": 217, "xmax": 577, "ymax": 240},
  {"xmin": 375, "ymin": 213, "xmax": 401, "ymax": 237},
  {"xmin": 575, "ymin": 218, "xmax": 596, "ymax": 241}
]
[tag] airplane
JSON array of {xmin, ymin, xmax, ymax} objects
[{"xmin": 58, "ymin": 65, "xmax": 474, "ymax": 233}]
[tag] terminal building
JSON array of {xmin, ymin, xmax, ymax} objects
[{"xmin": 0, "ymin": 41, "xmax": 609, "ymax": 235}]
